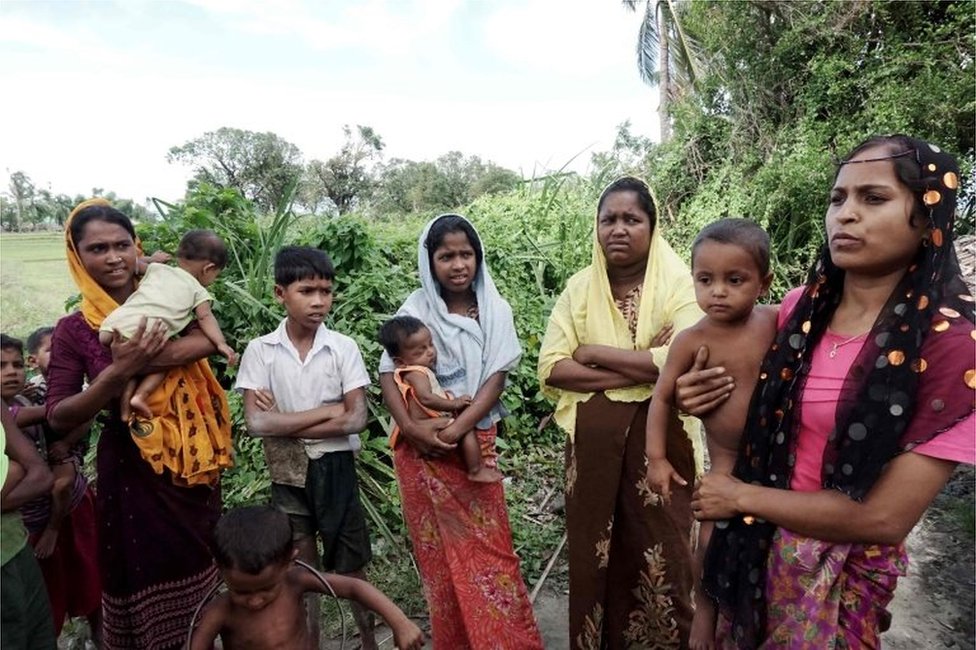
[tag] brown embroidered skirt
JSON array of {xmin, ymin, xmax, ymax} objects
[{"xmin": 566, "ymin": 393, "xmax": 695, "ymax": 649}]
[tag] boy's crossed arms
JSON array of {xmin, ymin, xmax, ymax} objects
[{"xmin": 242, "ymin": 387, "xmax": 367, "ymax": 440}]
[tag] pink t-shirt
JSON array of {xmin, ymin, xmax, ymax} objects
[{"xmin": 779, "ymin": 288, "xmax": 975, "ymax": 492}]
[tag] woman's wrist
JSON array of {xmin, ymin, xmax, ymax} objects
[{"xmin": 733, "ymin": 481, "xmax": 754, "ymax": 517}]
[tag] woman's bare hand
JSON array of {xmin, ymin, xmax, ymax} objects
[
  {"xmin": 691, "ymin": 472, "xmax": 743, "ymax": 520},
  {"xmin": 109, "ymin": 317, "xmax": 168, "ymax": 379},
  {"xmin": 650, "ymin": 322, "xmax": 674, "ymax": 348},
  {"xmin": 402, "ymin": 417, "xmax": 456, "ymax": 457},
  {"xmin": 674, "ymin": 346, "xmax": 734, "ymax": 416}
]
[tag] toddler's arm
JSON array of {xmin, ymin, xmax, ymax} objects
[
  {"xmin": 242, "ymin": 389, "xmax": 345, "ymax": 438},
  {"xmin": 194, "ymin": 302, "xmax": 237, "ymax": 366},
  {"xmin": 34, "ymin": 461, "xmax": 75, "ymax": 559},
  {"xmin": 645, "ymin": 331, "xmax": 694, "ymax": 503},
  {"xmin": 47, "ymin": 420, "xmax": 93, "ymax": 463},
  {"xmin": 12, "ymin": 403, "xmax": 46, "ymax": 427},
  {"xmin": 301, "ymin": 571, "xmax": 423, "ymax": 650},
  {"xmin": 402, "ymin": 370, "xmax": 468, "ymax": 413},
  {"xmin": 188, "ymin": 595, "xmax": 229, "ymax": 650},
  {"xmin": 1, "ymin": 408, "xmax": 53, "ymax": 511}
]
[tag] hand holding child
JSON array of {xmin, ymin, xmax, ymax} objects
[
  {"xmin": 47, "ymin": 440, "xmax": 71, "ymax": 463},
  {"xmin": 110, "ymin": 317, "xmax": 168, "ymax": 380},
  {"xmin": 392, "ymin": 618, "xmax": 424, "ymax": 650},
  {"xmin": 646, "ymin": 457, "xmax": 687, "ymax": 504}
]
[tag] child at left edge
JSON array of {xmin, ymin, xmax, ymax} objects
[
  {"xmin": 0, "ymin": 332, "xmax": 102, "ymax": 642},
  {"xmin": 189, "ymin": 505, "xmax": 423, "ymax": 650},
  {"xmin": 643, "ymin": 218, "xmax": 778, "ymax": 649},
  {"xmin": 235, "ymin": 246, "xmax": 378, "ymax": 649}
]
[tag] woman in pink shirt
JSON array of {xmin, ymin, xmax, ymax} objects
[{"xmin": 685, "ymin": 135, "xmax": 974, "ymax": 648}]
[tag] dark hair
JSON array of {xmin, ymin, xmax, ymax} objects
[
  {"xmin": 597, "ymin": 176, "xmax": 657, "ymax": 234},
  {"xmin": 212, "ymin": 506, "xmax": 294, "ymax": 574},
  {"xmin": 424, "ymin": 215, "xmax": 483, "ymax": 272},
  {"xmin": 274, "ymin": 246, "xmax": 335, "ymax": 286},
  {"xmin": 177, "ymin": 229, "xmax": 228, "ymax": 268},
  {"xmin": 378, "ymin": 315, "xmax": 427, "ymax": 357},
  {"xmin": 25, "ymin": 327, "xmax": 54, "ymax": 355},
  {"xmin": 691, "ymin": 218, "xmax": 771, "ymax": 276},
  {"xmin": 836, "ymin": 135, "xmax": 928, "ymax": 226},
  {"xmin": 68, "ymin": 204, "xmax": 136, "ymax": 250},
  {"xmin": 0, "ymin": 334, "xmax": 24, "ymax": 356}
]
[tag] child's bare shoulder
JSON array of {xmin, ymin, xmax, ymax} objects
[
  {"xmin": 751, "ymin": 305, "xmax": 780, "ymax": 334},
  {"xmin": 400, "ymin": 367, "xmax": 432, "ymax": 387}
]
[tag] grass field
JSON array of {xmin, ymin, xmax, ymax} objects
[{"xmin": 0, "ymin": 232, "xmax": 78, "ymax": 339}]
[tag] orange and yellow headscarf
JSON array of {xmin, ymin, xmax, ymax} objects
[
  {"xmin": 66, "ymin": 199, "xmax": 232, "ymax": 487},
  {"xmin": 66, "ymin": 198, "xmax": 144, "ymax": 330}
]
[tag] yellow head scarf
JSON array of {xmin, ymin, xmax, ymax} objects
[
  {"xmin": 66, "ymin": 198, "xmax": 143, "ymax": 330},
  {"xmin": 537, "ymin": 209, "xmax": 705, "ymax": 472},
  {"xmin": 65, "ymin": 199, "xmax": 232, "ymax": 486}
]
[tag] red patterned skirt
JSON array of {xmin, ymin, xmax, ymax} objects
[{"xmin": 394, "ymin": 425, "xmax": 543, "ymax": 649}]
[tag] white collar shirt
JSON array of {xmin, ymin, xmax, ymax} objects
[{"xmin": 235, "ymin": 318, "xmax": 370, "ymax": 464}]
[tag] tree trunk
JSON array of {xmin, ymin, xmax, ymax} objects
[{"xmin": 658, "ymin": 5, "xmax": 672, "ymax": 142}]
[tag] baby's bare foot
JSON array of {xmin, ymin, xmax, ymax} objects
[
  {"xmin": 469, "ymin": 467, "xmax": 503, "ymax": 483},
  {"xmin": 130, "ymin": 395, "xmax": 153, "ymax": 421}
]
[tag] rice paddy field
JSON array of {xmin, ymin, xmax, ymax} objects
[{"xmin": 0, "ymin": 231, "xmax": 77, "ymax": 339}]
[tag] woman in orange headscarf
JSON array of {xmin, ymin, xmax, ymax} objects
[{"xmin": 46, "ymin": 199, "xmax": 231, "ymax": 649}]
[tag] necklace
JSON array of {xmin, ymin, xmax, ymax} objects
[{"xmin": 828, "ymin": 333, "xmax": 867, "ymax": 358}]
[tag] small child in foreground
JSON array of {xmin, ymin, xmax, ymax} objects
[
  {"xmin": 189, "ymin": 505, "xmax": 423, "ymax": 650},
  {"xmin": 98, "ymin": 229, "xmax": 236, "ymax": 421},
  {"xmin": 0, "ymin": 332, "xmax": 102, "ymax": 642},
  {"xmin": 379, "ymin": 315, "xmax": 502, "ymax": 483},
  {"xmin": 644, "ymin": 218, "xmax": 778, "ymax": 649}
]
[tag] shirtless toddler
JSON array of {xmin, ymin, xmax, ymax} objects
[{"xmin": 644, "ymin": 218, "xmax": 778, "ymax": 649}]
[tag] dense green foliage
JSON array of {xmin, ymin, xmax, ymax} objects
[{"xmin": 631, "ymin": 0, "xmax": 975, "ymax": 294}]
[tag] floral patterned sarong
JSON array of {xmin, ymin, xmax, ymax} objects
[
  {"xmin": 717, "ymin": 528, "xmax": 907, "ymax": 649},
  {"xmin": 566, "ymin": 393, "xmax": 695, "ymax": 649}
]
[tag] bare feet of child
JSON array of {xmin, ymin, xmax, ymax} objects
[
  {"xmin": 129, "ymin": 394, "xmax": 153, "ymax": 421},
  {"xmin": 33, "ymin": 528, "xmax": 58, "ymax": 559},
  {"xmin": 468, "ymin": 466, "xmax": 503, "ymax": 483},
  {"xmin": 690, "ymin": 597, "xmax": 718, "ymax": 650}
]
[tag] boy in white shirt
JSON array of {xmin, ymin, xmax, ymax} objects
[{"xmin": 234, "ymin": 246, "xmax": 375, "ymax": 650}]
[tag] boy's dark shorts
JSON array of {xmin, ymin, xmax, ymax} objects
[{"xmin": 270, "ymin": 451, "xmax": 372, "ymax": 574}]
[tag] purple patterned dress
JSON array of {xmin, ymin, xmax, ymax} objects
[{"xmin": 46, "ymin": 312, "xmax": 222, "ymax": 649}]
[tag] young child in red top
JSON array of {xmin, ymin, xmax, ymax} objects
[
  {"xmin": 1, "ymin": 331, "xmax": 102, "ymax": 643},
  {"xmin": 379, "ymin": 315, "xmax": 502, "ymax": 483}
]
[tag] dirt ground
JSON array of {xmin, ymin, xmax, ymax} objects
[{"xmin": 351, "ymin": 467, "xmax": 975, "ymax": 650}]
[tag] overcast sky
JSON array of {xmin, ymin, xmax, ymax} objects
[{"xmin": 0, "ymin": 0, "xmax": 660, "ymax": 204}]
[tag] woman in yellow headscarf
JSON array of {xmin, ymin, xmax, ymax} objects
[
  {"xmin": 46, "ymin": 200, "xmax": 231, "ymax": 649},
  {"xmin": 539, "ymin": 177, "xmax": 703, "ymax": 648}
]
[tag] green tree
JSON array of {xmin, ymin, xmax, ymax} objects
[
  {"xmin": 634, "ymin": 0, "xmax": 975, "ymax": 293},
  {"xmin": 7, "ymin": 171, "xmax": 36, "ymax": 231},
  {"xmin": 168, "ymin": 128, "xmax": 304, "ymax": 213},
  {"xmin": 302, "ymin": 125, "xmax": 384, "ymax": 214},
  {"xmin": 372, "ymin": 152, "xmax": 520, "ymax": 216}
]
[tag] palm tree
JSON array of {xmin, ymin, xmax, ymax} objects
[{"xmin": 622, "ymin": 0, "xmax": 702, "ymax": 142}]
